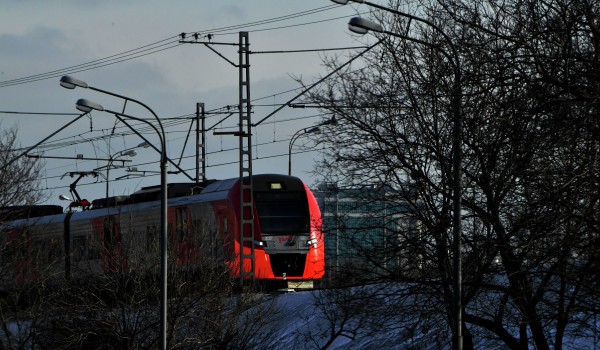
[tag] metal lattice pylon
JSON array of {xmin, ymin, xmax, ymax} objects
[{"xmin": 238, "ymin": 31, "xmax": 254, "ymax": 285}]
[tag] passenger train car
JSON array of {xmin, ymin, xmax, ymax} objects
[{"xmin": 0, "ymin": 174, "xmax": 324, "ymax": 290}]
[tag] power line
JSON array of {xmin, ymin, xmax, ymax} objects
[
  {"xmin": 25, "ymin": 110, "xmax": 330, "ymax": 177},
  {"xmin": 0, "ymin": 39, "xmax": 182, "ymax": 88},
  {"xmin": 238, "ymin": 12, "xmax": 360, "ymax": 35},
  {"xmin": 3, "ymin": 4, "xmax": 366, "ymax": 195},
  {"xmin": 182, "ymin": 5, "xmax": 340, "ymax": 37},
  {"xmin": 0, "ymin": 111, "xmax": 80, "ymax": 116},
  {"xmin": 1, "ymin": 5, "xmax": 359, "ymax": 89},
  {"xmin": 20, "ymin": 142, "xmax": 332, "ymax": 198},
  {"xmin": 251, "ymin": 46, "xmax": 368, "ymax": 54},
  {"xmin": 19, "ymin": 103, "xmax": 330, "ymax": 153}
]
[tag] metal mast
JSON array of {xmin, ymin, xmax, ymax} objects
[
  {"xmin": 196, "ymin": 102, "xmax": 206, "ymax": 183},
  {"xmin": 238, "ymin": 31, "xmax": 254, "ymax": 286}
]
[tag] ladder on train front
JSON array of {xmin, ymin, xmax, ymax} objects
[{"xmin": 238, "ymin": 31, "xmax": 254, "ymax": 286}]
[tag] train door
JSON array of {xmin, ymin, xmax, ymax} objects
[
  {"xmin": 6, "ymin": 228, "xmax": 35, "ymax": 284},
  {"xmin": 172, "ymin": 206, "xmax": 197, "ymax": 265},
  {"xmin": 191, "ymin": 203, "xmax": 223, "ymax": 264},
  {"xmin": 213, "ymin": 207, "xmax": 231, "ymax": 262},
  {"xmin": 212, "ymin": 203, "xmax": 235, "ymax": 275},
  {"xmin": 92, "ymin": 216, "xmax": 126, "ymax": 273}
]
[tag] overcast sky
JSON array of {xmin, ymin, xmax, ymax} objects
[{"xmin": 0, "ymin": 1, "xmax": 374, "ymax": 206}]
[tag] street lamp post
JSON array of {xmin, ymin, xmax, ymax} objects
[
  {"xmin": 60, "ymin": 74, "xmax": 169, "ymax": 350},
  {"xmin": 59, "ymin": 75, "xmax": 194, "ymax": 182},
  {"xmin": 102, "ymin": 142, "xmax": 149, "ymax": 201},
  {"xmin": 75, "ymin": 98, "xmax": 168, "ymax": 349},
  {"xmin": 74, "ymin": 98, "xmax": 168, "ymax": 349},
  {"xmin": 288, "ymin": 126, "xmax": 320, "ymax": 176},
  {"xmin": 333, "ymin": 4, "xmax": 464, "ymax": 349},
  {"xmin": 288, "ymin": 117, "xmax": 336, "ymax": 176},
  {"xmin": 105, "ymin": 149, "xmax": 136, "ymax": 199}
]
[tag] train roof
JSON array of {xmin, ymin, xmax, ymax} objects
[
  {"xmin": 167, "ymin": 174, "xmax": 308, "ymax": 207},
  {"xmin": 201, "ymin": 174, "xmax": 306, "ymax": 192},
  {"xmin": 201, "ymin": 177, "xmax": 239, "ymax": 194},
  {"xmin": 0, "ymin": 205, "xmax": 63, "ymax": 222},
  {"xmin": 0, "ymin": 174, "xmax": 308, "ymax": 226},
  {"xmin": 127, "ymin": 182, "xmax": 208, "ymax": 203}
]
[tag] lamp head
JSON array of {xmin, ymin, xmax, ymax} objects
[
  {"xmin": 123, "ymin": 150, "xmax": 138, "ymax": 157},
  {"xmin": 76, "ymin": 99, "xmax": 104, "ymax": 113},
  {"xmin": 348, "ymin": 17, "xmax": 384, "ymax": 34},
  {"xmin": 60, "ymin": 75, "xmax": 89, "ymax": 89},
  {"xmin": 305, "ymin": 126, "xmax": 321, "ymax": 134}
]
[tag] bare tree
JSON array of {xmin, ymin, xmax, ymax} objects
[
  {"xmin": 0, "ymin": 123, "xmax": 46, "ymax": 208},
  {"xmin": 12, "ymin": 214, "xmax": 280, "ymax": 349},
  {"xmin": 308, "ymin": 0, "xmax": 600, "ymax": 348},
  {"xmin": 0, "ymin": 123, "xmax": 49, "ymax": 349}
]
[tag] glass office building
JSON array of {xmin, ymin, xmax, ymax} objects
[{"xmin": 314, "ymin": 183, "xmax": 421, "ymax": 286}]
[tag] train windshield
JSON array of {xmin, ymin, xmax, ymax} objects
[{"xmin": 255, "ymin": 191, "xmax": 310, "ymax": 234}]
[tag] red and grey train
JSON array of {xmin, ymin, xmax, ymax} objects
[{"xmin": 0, "ymin": 174, "xmax": 324, "ymax": 290}]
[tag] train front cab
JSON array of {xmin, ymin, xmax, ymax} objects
[{"xmin": 232, "ymin": 175, "xmax": 325, "ymax": 286}]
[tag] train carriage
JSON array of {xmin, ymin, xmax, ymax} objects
[{"xmin": 0, "ymin": 174, "xmax": 324, "ymax": 290}]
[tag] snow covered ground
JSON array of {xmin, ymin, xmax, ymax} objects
[
  {"xmin": 3, "ymin": 285, "xmax": 598, "ymax": 349},
  {"xmin": 255, "ymin": 288, "xmax": 599, "ymax": 350},
  {"xmin": 257, "ymin": 289, "xmax": 450, "ymax": 350}
]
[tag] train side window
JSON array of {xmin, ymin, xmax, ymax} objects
[
  {"xmin": 3, "ymin": 235, "xmax": 16, "ymax": 266},
  {"xmin": 103, "ymin": 216, "xmax": 121, "ymax": 252},
  {"xmin": 72, "ymin": 236, "xmax": 87, "ymax": 262},
  {"xmin": 176, "ymin": 207, "xmax": 189, "ymax": 242},
  {"xmin": 104, "ymin": 217, "xmax": 115, "ymax": 250},
  {"xmin": 32, "ymin": 239, "xmax": 46, "ymax": 266},
  {"xmin": 48, "ymin": 238, "xmax": 62, "ymax": 263},
  {"xmin": 17, "ymin": 230, "xmax": 30, "ymax": 260},
  {"xmin": 146, "ymin": 224, "xmax": 158, "ymax": 251},
  {"xmin": 87, "ymin": 234, "xmax": 101, "ymax": 260},
  {"xmin": 191, "ymin": 219, "xmax": 203, "ymax": 240}
]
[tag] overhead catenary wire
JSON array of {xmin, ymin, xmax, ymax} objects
[
  {"xmin": 181, "ymin": 5, "xmax": 341, "ymax": 37},
  {"xmin": 19, "ymin": 100, "xmax": 333, "ymax": 153},
  {"xmin": 27, "ymin": 109, "xmax": 332, "ymax": 176},
  {"xmin": 3, "ymin": 3, "xmax": 365, "ymax": 135},
  {"xmin": 16, "ymin": 86, "xmax": 339, "ymax": 178},
  {"xmin": 0, "ymin": 111, "xmax": 81, "ymax": 116},
  {"xmin": 4, "ymin": 4, "xmax": 373, "ymax": 200},
  {"xmin": 12, "ymin": 88, "xmax": 339, "ymax": 174},
  {"xmin": 16, "ymin": 141, "xmax": 334, "ymax": 198},
  {"xmin": 0, "ymin": 40, "xmax": 183, "ymax": 88},
  {"xmin": 0, "ymin": 4, "xmax": 362, "ymax": 88}
]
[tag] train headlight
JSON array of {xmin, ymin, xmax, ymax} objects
[{"xmin": 269, "ymin": 182, "xmax": 283, "ymax": 190}]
